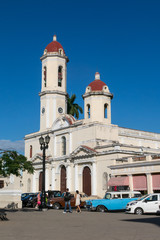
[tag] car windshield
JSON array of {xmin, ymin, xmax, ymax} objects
[
  {"xmin": 104, "ymin": 193, "xmax": 111, "ymax": 199},
  {"xmin": 137, "ymin": 194, "xmax": 149, "ymax": 201}
]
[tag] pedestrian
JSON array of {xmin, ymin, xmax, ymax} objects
[
  {"xmin": 63, "ymin": 188, "xmax": 72, "ymax": 213},
  {"xmin": 75, "ymin": 190, "xmax": 81, "ymax": 213},
  {"xmin": 35, "ymin": 192, "xmax": 41, "ymax": 209}
]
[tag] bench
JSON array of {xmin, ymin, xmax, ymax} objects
[{"xmin": 0, "ymin": 210, "xmax": 8, "ymax": 221}]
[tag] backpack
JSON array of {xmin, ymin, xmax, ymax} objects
[{"xmin": 64, "ymin": 192, "xmax": 71, "ymax": 201}]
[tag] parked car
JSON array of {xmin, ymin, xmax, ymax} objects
[
  {"xmin": 86, "ymin": 191, "xmax": 141, "ymax": 212},
  {"xmin": 22, "ymin": 193, "xmax": 38, "ymax": 208},
  {"xmin": 126, "ymin": 193, "xmax": 160, "ymax": 215},
  {"xmin": 27, "ymin": 190, "xmax": 62, "ymax": 208},
  {"xmin": 47, "ymin": 192, "xmax": 85, "ymax": 209}
]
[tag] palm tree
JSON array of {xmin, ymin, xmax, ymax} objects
[{"xmin": 67, "ymin": 94, "xmax": 83, "ymax": 119}]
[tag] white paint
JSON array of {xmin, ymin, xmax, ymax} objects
[
  {"xmin": 69, "ymin": 132, "xmax": 72, "ymax": 153},
  {"xmin": 92, "ymin": 162, "xmax": 97, "ymax": 195},
  {"xmin": 74, "ymin": 164, "xmax": 78, "ymax": 191},
  {"xmin": 51, "ymin": 167, "xmax": 55, "ymax": 190},
  {"xmin": 45, "ymin": 168, "xmax": 49, "ymax": 191},
  {"xmin": 32, "ymin": 172, "xmax": 36, "ymax": 192},
  {"xmin": 67, "ymin": 165, "xmax": 71, "ymax": 190}
]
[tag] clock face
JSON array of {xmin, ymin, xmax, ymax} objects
[
  {"xmin": 58, "ymin": 107, "xmax": 63, "ymax": 114},
  {"xmin": 42, "ymin": 107, "xmax": 45, "ymax": 114}
]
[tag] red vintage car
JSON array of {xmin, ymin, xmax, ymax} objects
[{"xmin": 47, "ymin": 192, "xmax": 85, "ymax": 210}]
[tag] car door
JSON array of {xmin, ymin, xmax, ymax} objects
[
  {"xmin": 143, "ymin": 195, "xmax": 159, "ymax": 213},
  {"xmin": 109, "ymin": 194, "xmax": 123, "ymax": 210}
]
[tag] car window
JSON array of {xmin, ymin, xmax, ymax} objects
[
  {"xmin": 146, "ymin": 195, "xmax": 158, "ymax": 202},
  {"xmin": 133, "ymin": 193, "xmax": 141, "ymax": 198},
  {"xmin": 112, "ymin": 194, "xmax": 121, "ymax": 199},
  {"xmin": 122, "ymin": 194, "xmax": 129, "ymax": 198},
  {"xmin": 54, "ymin": 192, "xmax": 61, "ymax": 197},
  {"xmin": 104, "ymin": 193, "xmax": 111, "ymax": 199}
]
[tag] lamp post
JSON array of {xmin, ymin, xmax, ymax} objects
[{"xmin": 39, "ymin": 135, "xmax": 50, "ymax": 209}]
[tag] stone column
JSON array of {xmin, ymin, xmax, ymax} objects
[
  {"xmin": 69, "ymin": 132, "xmax": 72, "ymax": 154},
  {"xmin": 146, "ymin": 173, "xmax": 153, "ymax": 194},
  {"xmin": 74, "ymin": 164, "xmax": 78, "ymax": 191},
  {"xmin": 67, "ymin": 164, "xmax": 71, "ymax": 190},
  {"xmin": 54, "ymin": 136, "xmax": 57, "ymax": 157},
  {"xmin": 32, "ymin": 172, "xmax": 36, "ymax": 192},
  {"xmin": 51, "ymin": 166, "xmax": 55, "ymax": 190},
  {"xmin": 92, "ymin": 162, "xmax": 97, "ymax": 195},
  {"xmin": 128, "ymin": 174, "xmax": 133, "ymax": 191}
]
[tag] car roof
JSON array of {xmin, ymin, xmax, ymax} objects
[{"xmin": 106, "ymin": 191, "xmax": 141, "ymax": 194}]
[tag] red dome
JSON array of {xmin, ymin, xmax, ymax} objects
[
  {"xmin": 45, "ymin": 35, "xmax": 65, "ymax": 53},
  {"xmin": 88, "ymin": 80, "xmax": 107, "ymax": 91}
]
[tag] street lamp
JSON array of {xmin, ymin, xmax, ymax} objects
[{"xmin": 39, "ymin": 134, "xmax": 50, "ymax": 209}]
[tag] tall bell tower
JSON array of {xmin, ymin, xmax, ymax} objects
[{"xmin": 39, "ymin": 35, "xmax": 69, "ymax": 131}]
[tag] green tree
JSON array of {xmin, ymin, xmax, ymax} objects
[
  {"xmin": 67, "ymin": 94, "xmax": 83, "ymax": 119},
  {"xmin": 0, "ymin": 150, "xmax": 34, "ymax": 177}
]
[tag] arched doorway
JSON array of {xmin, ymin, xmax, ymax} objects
[
  {"xmin": 39, "ymin": 171, "xmax": 43, "ymax": 191},
  {"xmin": 83, "ymin": 166, "xmax": 91, "ymax": 196},
  {"xmin": 61, "ymin": 166, "xmax": 66, "ymax": 192}
]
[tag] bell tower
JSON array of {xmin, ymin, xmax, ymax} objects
[
  {"xmin": 83, "ymin": 72, "xmax": 113, "ymax": 124},
  {"xmin": 39, "ymin": 35, "xmax": 69, "ymax": 131}
]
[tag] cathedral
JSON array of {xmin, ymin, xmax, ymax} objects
[{"xmin": 24, "ymin": 35, "xmax": 160, "ymax": 197}]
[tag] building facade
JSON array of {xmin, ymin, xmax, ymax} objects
[{"xmin": 23, "ymin": 36, "xmax": 160, "ymax": 197}]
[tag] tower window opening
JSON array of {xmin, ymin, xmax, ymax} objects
[
  {"xmin": 87, "ymin": 104, "xmax": 90, "ymax": 119},
  {"xmin": 59, "ymin": 49, "xmax": 63, "ymax": 55},
  {"xmin": 58, "ymin": 66, "xmax": 63, "ymax": 87},
  {"xmin": 30, "ymin": 145, "xmax": 32, "ymax": 158},
  {"xmin": 44, "ymin": 66, "xmax": 47, "ymax": 87},
  {"xmin": 62, "ymin": 136, "xmax": 66, "ymax": 155},
  {"xmin": 104, "ymin": 104, "xmax": 108, "ymax": 118}
]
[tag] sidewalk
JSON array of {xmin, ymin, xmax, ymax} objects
[{"xmin": 0, "ymin": 209, "xmax": 160, "ymax": 240}]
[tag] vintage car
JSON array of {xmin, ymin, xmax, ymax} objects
[
  {"xmin": 126, "ymin": 193, "xmax": 160, "ymax": 215},
  {"xmin": 86, "ymin": 191, "xmax": 141, "ymax": 212},
  {"xmin": 21, "ymin": 193, "xmax": 38, "ymax": 208},
  {"xmin": 47, "ymin": 192, "xmax": 85, "ymax": 209}
]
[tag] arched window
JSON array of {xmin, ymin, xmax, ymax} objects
[
  {"xmin": 44, "ymin": 66, "xmax": 47, "ymax": 87},
  {"xmin": 30, "ymin": 145, "xmax": 32, "ymax": 158},
  {"xmin": 62, "ymin": 136, "xmax": 66, "ymax": 155},
  {"xmin": 87, "ymin": 104, "xmax": 90, "ymax": 119},
  {"xmin": 0, "ymin": 180, "xmax": 4, "ymax": 189},
  {"xmin": 104, "ymin": 104, "xmax": 108, "ymax": 118},
  {"xmin": 58, "ymin": 66, "xmax": 63, "ymax": 87}
]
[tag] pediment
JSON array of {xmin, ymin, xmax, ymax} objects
[
  {"xmin": 70, "ymin": 145, "xmax": 97, "ymax": 159},
  {"xmin": 31, "ymin": 153, "xmax": 52, "ymax": 164},
  {"xmin": 52, "ymin": 114, "xmax": 76, "ymax": 130}
]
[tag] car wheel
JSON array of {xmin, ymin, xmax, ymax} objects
[
  {"xmin": 53, "ymin": 203, "xmax": 61, "ymax": 210},
  {"xmin": 135, "ymin": 207, "xmax": 143, "ymax": 215},
  {"xmin": 97, "ymin": 205, "xmax": 107, "ymax": 213}
]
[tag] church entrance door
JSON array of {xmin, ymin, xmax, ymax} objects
[
  {"xmin": 39, "ymin": 171, "xmax": 43, "ymax": 191},
  {"xmin": 61, "ymin": 166, "xmax": 66, "ymax": 192},
  {"xmin": 83, "ymin": 166, "xmax": 91, "ymax": 196}
]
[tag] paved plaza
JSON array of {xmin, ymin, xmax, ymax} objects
[{"xmin": 0, "ymin": 209, "xmax": 160, "ymax": 240}]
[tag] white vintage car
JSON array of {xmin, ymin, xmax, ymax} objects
[{"xmin": 126, "ymin": 193, "xmax": 160, "ymax": 215}]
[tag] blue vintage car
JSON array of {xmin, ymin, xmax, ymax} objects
[{"xmin": 86, "ymin": 191, "xmax": 141, "ymax": 212}]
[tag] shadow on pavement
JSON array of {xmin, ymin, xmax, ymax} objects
[{"xmin": 121, "ymin": 217, "xmax": 160, "ymax": 227}]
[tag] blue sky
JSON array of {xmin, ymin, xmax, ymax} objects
[{"xmin": 0, "ymin": 0, "xmax": 160, "ymax": 153}]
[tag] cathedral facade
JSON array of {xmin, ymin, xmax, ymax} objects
[{"xmin": 24, "ymin": 36, "xmax": 160, "ymax": 197}]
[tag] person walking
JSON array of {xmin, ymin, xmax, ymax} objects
[
  {"xmin": 75, "ymin": 190, "xmax": 81, "ymax": 213},
  {"xmin": 35, "ymin": 192, "xmax": 41, "ymax": 209},
  {"xmin": 63, "ymin": 188, "xmax": 72, "ymax": 213}
]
